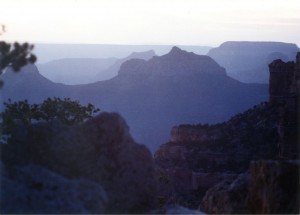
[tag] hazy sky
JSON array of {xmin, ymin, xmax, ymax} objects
[{"xmin": 1, "ymin": 0, "xmax": 300, "ymax": 46}]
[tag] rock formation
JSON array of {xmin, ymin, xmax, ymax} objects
[
  {"xmin": 269, "ymin": 53, "xmax": 300, "ymax": 159},
  {"xmin": 1, "ymin": 112, "xmax": 157, "ymax": 213},
  {"xmin": 1, "ymin": 46, "xmax": 268, "ymax": 152},
  {"xmin": 0, "ymin": 64, "xmax": 72, "ymax": 110},
  {"xmin": 247, "ymin": 160, "xmax": 299, "ymax": 214},
  {"xmin": 200, "ymin": 173, "xmax": 249, "ymax": 214},
  {"xmin": 93, "ymin": 50, "xmax": 156, "ymax": 82},
  {"xmin": 201, "ymin": 52, "xmax": 300, "ymax": 213},
  {"xmin": 208, "ymin": 41, "xmax": 300, "ymax": 83},
  {"xmin": 1, "ymin": 163, "xmax": 107, "ymax": 214},
  {"xmin": 37, "ymin": 50, "xmax": 156, "ymax": 85},
  {"xmin": 154, "ymin": 101, "xmax": 279, "ymax": 209},
  {"xmin": 155, "ymin": 52, "xmax": 300, "ymax": 213},
  {"xmin": 269, "ymin": 59, "xmax": 295, "ymax": 104}
]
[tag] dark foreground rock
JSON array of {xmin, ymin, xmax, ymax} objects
[
  {"xmin": 1, "ymin": 112, "xmax": 157, "ymax": 213},
  {"xmin": 201, "ymin": 160, "xmax": 300, "ymax": 214},
  {"xmin": 0, "ymin": 163, "xmax": 107, "ymax": 214},
  {"xmin": 154, "ymin": 53, "xmax": 300, "ymax": 213},
  {"xmin": 248, "ymin": 160, "xmax": 300, "ymax": 214},
  {"xmin": 200, "ymin": 173, "xmax": 249, "ymax": 214}
]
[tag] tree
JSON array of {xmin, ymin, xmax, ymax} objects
[
  {"xmin": 1, "ymin": 99, "xmax": 35, "ymax": 133},
  {"xmin": 0, "ymin": 24, "xmax": 37, "ymax": 86},
  {"xmin": 39, "ymin": 97, "xmax": 100, "ymax": 125},
  {"xmin": 0, "ymin": 41, "xmax": 36, "ymax": 73},
  {"xmin": 1, "ymin": 98, "xmax": 100, "ymax": 134}
]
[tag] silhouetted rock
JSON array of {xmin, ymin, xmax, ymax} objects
[
  {"xmin": 155, "ymin": 102, "xmax": 279, "ymax": 172},
  {"xmin": 1, "ymin": 112, "xmax": 157, "ymax": 213},
  {"xmin": 200, "ymin": 173, "xmax": 249, "ymax": 214},
  {"xmin": 118, "ymin": 58, "xmax": 148, "ymax": 77},
  {"xmin": 154, "ymin": 102, "xmax": 279, "ymax": 209},
  {"xmin": 93, "ymin": 50, "xmax": 156, "ymax": 81},
  {"xmin": 248, "ymin": 160, "xmax": 300, "ymax": 214},
  {"xmin": 0, "ymin": 64, "xmax": 71, "ymax": 109},
  {"xmin": 269, "ymin": 53, "xmax": 300, "ymax": 159},
  {"xmin": 1, "ymin": 46, "xmax": 268, "ymax": 152},
  {"xmin": 155, "ymin": 52, "xmax": 300, "ymax": 212},
  {"xmin": 1, "ymin": 164, "xmax": 107, "ymax": 214},
  {"xmin": 269, "ymin": 59, "xmax": 295, "ymax": 103},
  {"xmin": 208, "ymin": 41, "xmax": 299, "ymax": 83},
  {"xmin": 96, "ymin": 46, "xmax": 267, "ymax": 151},
  {"xmin": 37, "ymin": 50, "xmax": 157, "ymax": 85}
]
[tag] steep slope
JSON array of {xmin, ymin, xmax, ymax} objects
[
  {"xmin": 208, "ymin": 41, "xmax": 299, "ymax": 83},
  {"xmin": 0, "ymin": 65, "xmax": 72, "ymax": 109},
  {"xmin": 153, "ymin": 101, "xmax": 280, "ymax": 209},
  {"xmin": 37, "ymin": 58, "xmax": 117, "ymax": 84},
  {"xmin": 92, "ymin": 50, "xmax": 156, "ymax": 82},
  {"xmin": 37, "ymin": 50, "xmax": 156, "ymax": 85},
  {"xmin": 155, "ymin": 102, "xmax": 279, "ymax": 171},
  {"xmin": 0, "ymin": 47, "xmax": 268, "ymax": 152}
]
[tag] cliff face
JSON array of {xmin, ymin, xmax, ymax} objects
[
  {"xmin": 154, "ymin": 102, "xmax": 279, "ymax": 208},
  {"xmin": 200, "ymin": 173, "xmax": 250, "ymax": 214},
  {"xmin": 201, "ymin": 53, "xmax": 300, "ymax": 214},
  {"xmin": 269, "ymin": 53, "xmax": 300, "ymax": 159},
  {"xmin": 247, "ymin": 160, "xmax": 300, "ymax": 214},
  {"xmin": 155, "ymin": 102, "xmax": 279, "ymax": 172},
  {"xmin": 170, "ymin": 125, "xmax": 220, "ymax": 143},
  {"xmin": 269, "ymin": 59, "xmax": 295, "ymax": 103},
  {"xmin": 155, "ymin": 52, "xmax": 300, "ymax": 213}
]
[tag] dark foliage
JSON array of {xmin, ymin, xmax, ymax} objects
[
  {"xmin": 0, "ymin": 41, "xmax": 36, "ymax": 73},
  {"xmin": 1, "ymin": 97, "xmax": 100, "ymax": 134},
  {"xmin": 0, "ymin": 25, "xmax": 37, "ymax": 86}
]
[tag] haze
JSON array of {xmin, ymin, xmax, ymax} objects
[{"xmin": 1, "ymin": 0, "xmax": 300, "ymax": 46}]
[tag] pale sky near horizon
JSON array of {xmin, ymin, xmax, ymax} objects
[{"xmin": 1, "ymin": 0, "xmax": 300, "ymax": 46}]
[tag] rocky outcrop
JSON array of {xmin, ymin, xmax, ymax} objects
[
  {"xmin": 248, "ymin": 160, "xmax": 300, "ymax": 214},
  {"xmin": 146, "ymin": 46, "xmax": 226, "ymax": 76},
  {"xmin": 154, "ymin": 102, "xmax": 279, "ymax": 209},
  {"xmin": 200, "ymin": 53, "xmax": 300, "ymax": 214},
  {"xmin": 1, "ymin": 164, "xmax": 107, "ymax": 214},
  {"xmin": 118, "ymin": 58, "xmax": 148, "ymax": 77},
  {"xmin": 94, "ymin": 50, "xmax": 156, "ymax": 81},
  {"xmin": 117, "ymin": 46, "xmax": 226, "ymax": 78},
  {"xmin": 200, "ymin": 173, "xmax": 249, "ymax": 214},
  {"xmin": 170, "ymin": 125, "xmax": 213, "ymax": 142},
  {"xmin": 155, "ymin": 102, "xmax": 279, "ymax": 172},
  {"xmin": 269, "ymin": 53, "xmax": 300, "ymax": 159},
  {"xmin": 201, "ymin": 160, "xmax": 300, "ymax": 214},
  {"xmin": 155, "ymin": 52, "xmax": 300, "ymax": 213},
  {"xmin": 1, "ymin": 112, "xmax": 157, "ymax": 213},
  {"xmin": 269, "ymin": 59, "xmax": 295, "ymax": 103}
]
